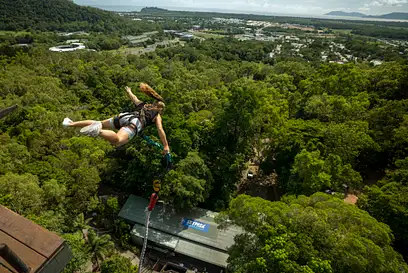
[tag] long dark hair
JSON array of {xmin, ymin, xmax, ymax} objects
[{"xmin": 139, "ymin": 83, "xmax": 165, "ymax": 114}]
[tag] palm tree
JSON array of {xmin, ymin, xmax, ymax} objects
[
  {"xmin": 85, "ymin": 229, "xmax": 114, "ymax": 271},
  {"xmin": 74, "ymin": 213, "xmax": 92, "ymax": 230},
  {"xmin": 73, "ymin": 213, "xmax": 92, "ymax": 239}
]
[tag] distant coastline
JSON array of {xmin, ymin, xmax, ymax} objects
[{"xmin": 88, "ymin": 5, "xmax": 408, "ymax": 23}]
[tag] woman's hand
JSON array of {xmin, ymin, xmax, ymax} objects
[
  {"xmin": 125, "ymin": 86, "xmax": 132, "ymax": 93},
  {"xmin": 163, "ymin": 145, "xmax": 170, "ymax": 154}
]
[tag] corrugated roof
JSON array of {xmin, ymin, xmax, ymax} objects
[
  {"xmin": 175, "ymin": 239, "xmax": 229, "ymax": 268},
  {"xmin": 131, "ymin": 224, "xmax": 179, "ymax": 250},
  {"xmin": 119, "ymin": 195, "xmax": 242, "ymax": 252},
  {"xmin": 130, "ymin": 225, "xmax": 229, "ymax": 268}
]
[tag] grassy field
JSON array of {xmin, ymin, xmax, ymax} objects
[
  {"xmin": 107, "ymin": 46, "xmax": 144, "ymax": 54},
  {"xmin": 0, "ymin": 30, "xmax": 32, "ymax": 36},
  {"xmin": 332, "ymin": 29, "xmax": 353, "ymax": 34},
  {"xmin": 191, "ymin": 31, "xmax": 225, "ymax": 39}
]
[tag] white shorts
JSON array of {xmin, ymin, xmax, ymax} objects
[{"xmin": 109, "ymin": 113, "xmax": 142, "ymax": 140}]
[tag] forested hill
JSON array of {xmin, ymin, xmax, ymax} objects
[
  {"xmin": 141, "ymin": 7, "xmax": 169, "ymax": 13},
  {"xmin": 325, "ymin": 11, "xmax": 366, "ymax": 17},
  {"xmin": 326, "ymin": 11, "xmax": 408, "ymax": 20},
  {"xmin": 0, "ymin": 0, "xmax": 159, "ymax": 33},
  {"xmin": 378, "ymin": 12, "xmax": 408, "ymax": 20}
]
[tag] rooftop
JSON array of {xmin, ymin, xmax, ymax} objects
[
  {"xmin": 0, "ymin": 206, "xmax": 71, "ymax": 273},
  {"xmin": 119, "ymin": 195, "xmax": 243, "ymax": 268}
]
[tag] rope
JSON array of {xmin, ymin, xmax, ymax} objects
[
  {"xmin": 138, "ymin": 209, "xmax": 152, "ymax": 273},
  {"xmin": 136, "ymin": 137, "xmax": 172, "ymax": 273},
  {"xmin": 142, "ymin": 135, "xmax": 164, "ymax": 150}
]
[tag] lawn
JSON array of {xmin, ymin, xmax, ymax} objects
[
  {"xmin": 191, "ymin": 31, "xmax": 225, "ymax": 39},
  {"xmin": 0, "ymin": 30, "xmax": 32, "ymax": 36},
  {"xmin": 332, "ymin": 29, "xmax": 353, "ymax": 34}
]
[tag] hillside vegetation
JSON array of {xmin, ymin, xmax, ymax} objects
[{"xmin": 0, "ymin": 0, "xmax": 159, "ymax": 33}]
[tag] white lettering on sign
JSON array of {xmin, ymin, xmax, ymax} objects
[
  {"xmin": 192, "ymin": 222, "xmax": 205, "ymax": 228},
  {"xmin": 182, "ymin": 218, "xmax": 209, "ymax": 232}
]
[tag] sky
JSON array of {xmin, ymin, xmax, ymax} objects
[{"xmin": 74, "ymin": 0, "xmax": 408, "ymax": 15}]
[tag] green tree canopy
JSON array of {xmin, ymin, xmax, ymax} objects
[
  {"xmin": 0, "ymin": 173, "xmax": 43, "ymax": 215},
  {"xmin": 86, "ymin": 229, "xmax": 115, "ymax": 269},
  {"xmin": 100, "ymin": 254, "xmax": 138, "ymax": 273},
  {"xmin": 358, "ymin": 157, "xmax": 408, "ymax": 260},
  {"xmin": 218, "ymin": 194, "xmax": 408, "ymax": 273},
  {"xmin": 162, "ymin": 152, "xmax": 213, "ymax": 209},
  {"xmin": 62, "ymin": 232, "xmax": 91, "ymax": 273}
]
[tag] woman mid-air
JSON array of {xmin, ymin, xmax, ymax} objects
[{"xmin": 63, "ymin": 83, "xmax": 170, "ymax": 153}]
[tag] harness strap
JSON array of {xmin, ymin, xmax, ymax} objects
[
  {"xmin": 114, "ymin": 107, "xmax": 149, "ymax": 136},
  {"xmin": 127, "ymin": 116, "xmax": 138, "ymax": 131},
  {"xmin": 139, "ymin": 108, "xmax": 146, "ymax": 127},
  {"xmin": 113, "ymin": 116, "xmax": 121, "ymax": 130},
  {"xmin": 113, "ymin": 113, "xmax": 132, "ymax": 130}
]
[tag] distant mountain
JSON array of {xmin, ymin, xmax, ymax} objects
[
  {"xmin": 141, "ymin": 7, "xmax": 169, "ymax": 13},
  {"xmin": 325, "ymin": 11, "xmax": 366, "ymax": 17},
  {"xmin": 374, "ymin": 12, "xmax": 408, "ymax": 20},
  {"xmin": 325, "ymin": 11, "xmax": 408, "ymax": 20}
]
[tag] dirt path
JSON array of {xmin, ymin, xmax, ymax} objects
[{"xmin": 119, "ymin": 249, "xmax": 140, "ymax": 266}]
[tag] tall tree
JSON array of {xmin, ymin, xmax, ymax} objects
[
  {"xmin": 358, "ymin": 157, "xmax": 408, "ymax": 260},
  {"xmin": 100, "ymin": 254, "xmax": 137, "ymax": 273},
  {"xmin": 163, "ymin": 152, "xmax": 213, "ymax": 209},
  {"xmin": 218, "ymin": 194, "xmax": 408, "ymax": 273},
  {"xmin": 85, "ymin": 230, "xmax": 115, "ymax": 270}
]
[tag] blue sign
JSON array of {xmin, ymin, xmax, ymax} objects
[{"xmin": 182, "ymin": 218, "xmax": 210, "ymax": 232}]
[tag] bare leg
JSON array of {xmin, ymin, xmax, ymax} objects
[
  {"xmin": 69, "ymin": 120, "xmax": 95, "ymax": 128},
  {"xmin": 99, "ymin": 128, "xmax": 130, "ymax": 147},
  {"xmin": 68, "ymin": 119, "xmax": 112, "ymax": 129},
  {"xmin": 101, "ymin": 119, "xmax": 113, "ymax": 129}
]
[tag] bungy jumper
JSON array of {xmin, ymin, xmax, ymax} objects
[{"xmin": 63, "ymin": 83, "xmax": 170, "ymax": 152}]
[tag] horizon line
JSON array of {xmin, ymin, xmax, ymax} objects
[{"xmin": 82, "ymin": 4, "xmax": 405, "ymax": 17}]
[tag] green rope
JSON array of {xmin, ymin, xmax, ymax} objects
[
  {"xmin": 142, "ymin": 135, "xmax": 164, "ymax": 150},
  {"xmin": 142, "ymin": 135, "xmax": 172, "ymax": 169}
]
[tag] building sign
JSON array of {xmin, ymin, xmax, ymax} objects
[{"xmin": 182, "ymin": 218, "xmax": 210, "ymax": 232}]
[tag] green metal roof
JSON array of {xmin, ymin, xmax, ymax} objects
[
  {"xmin": 130, "ymin": 223, "xmax": 230, "ymax": 268},
  {"xmin": 119, "ymin": 195, "xmax": 242, "ymax": 255},
  {"xmin": 131, "ymin": 223, "xmax": 179, "ymax": 249},
  {"xmin": 175, "ymin": 239, "xmax": 229, "ymax": 268}
]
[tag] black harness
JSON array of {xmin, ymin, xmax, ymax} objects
[
  {"xmin": 113, "ymin": 103, "xmax": 158, "ymax": 133},
  {"xmin": 113, "ymin": 110, "xmax": 145, "ymax": 132}
]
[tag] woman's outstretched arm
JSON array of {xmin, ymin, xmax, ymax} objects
[
  {"xmin": 155, "ymin": 114, "xmax": 170, "ymax": 153},
  {"xmin": 125, "ymin": 86, "xmax": 142, "ymax": 105}
]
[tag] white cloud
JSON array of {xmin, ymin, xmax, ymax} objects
[
  {"xmin": 162, "ymin": 0, "xmax": 330, "ymax": 14},
  {"xmin": 75, "ymin": 0, "xmax": 408, "ymax": 15},
  {"xmin": 358, "ymin": 6, "xmax": 371, "ymax": 11},
  {"xmin": 365, "ymin": 0, "xmax": 407, "ymax": 7}
]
